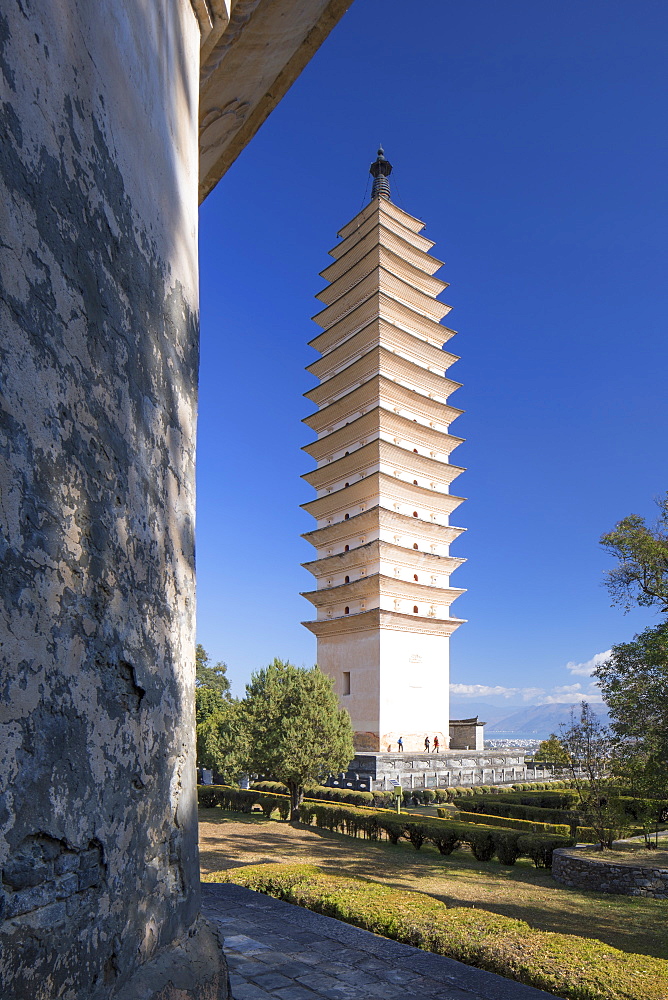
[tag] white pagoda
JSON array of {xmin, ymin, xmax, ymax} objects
[{"xmin": 301, "ymin": 149, "xmax": 466, "ymax": 753}]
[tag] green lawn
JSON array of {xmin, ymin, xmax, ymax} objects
[{"xmin": 199, "ymin": 807, "xmax": 668, "ymax": 960}]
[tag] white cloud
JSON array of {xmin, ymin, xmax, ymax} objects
[
  {"xmin": 566, "ymin": 650, "xmax": 611, "ymax": 677},
  {"xmin": 451, "ymin": 680, "xmax": 605, "ymax": 707},
  {"xmin": 450, "ymin": 683, "xmax": 544, "ymax": 701}
]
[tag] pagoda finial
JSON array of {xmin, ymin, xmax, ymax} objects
[{"xmin": 369, "ymin": 146, "xmax": 392, "ymax": 201}]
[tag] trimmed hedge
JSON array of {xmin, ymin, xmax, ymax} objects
[
  {"xmin": 252, "ymin": 780, "xmax": 397, "ymax": 809},
  {"xmin": 198, "ymin": 784, "xmax": 290, "ymax": 819},
  {"xmin": 208, "ymin": 863, "xmax": 668, "ymax": 1000},
  {"xmin": 299, "ymin": 800, "xmax": 572, "ymax": 867},
  {"xmin": 441, "ymin": 807, "xmax": 571, "ymax": 837},
  {"xmin": 454, "ymin": 795, "xmax": 579, "ymax": 829},
  {"xmin": 454, "ymin": 793, "xmax": 664, "ymax": 839}
]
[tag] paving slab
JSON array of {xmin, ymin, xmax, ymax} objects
[{"xmin": 202, "ymin": 882, "xmax": 562, "ymax": 1000}]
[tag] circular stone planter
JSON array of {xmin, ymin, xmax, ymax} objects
[{"xmin": 552, "ymin": 846, "xmax": 668, "ymax": 898}]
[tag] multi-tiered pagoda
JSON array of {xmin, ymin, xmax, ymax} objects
[{"xmin": 301, "ymin": 150, "xmax": 466, "ymax": 752}]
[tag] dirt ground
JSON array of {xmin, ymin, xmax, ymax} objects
[{"xmin": 198, "ymin": 808, "xmax": 668, "ymax": 960}]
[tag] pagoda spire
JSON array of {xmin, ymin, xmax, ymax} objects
[
  {"xmin": 369, "ymin": 146, "xmax": 392, "ymax": 200},
  {"xmin": 300, "ymin": 156, "xmax": 467, "ymax": 754}
]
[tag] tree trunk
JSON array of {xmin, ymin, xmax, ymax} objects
[{"xmin": 289, "ymin": 782, "xmax": 304, "ymax": 822}]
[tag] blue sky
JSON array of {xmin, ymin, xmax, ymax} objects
[{"xmin": 197, "ymin": 0, "xmax": 668, "ymax": 708}]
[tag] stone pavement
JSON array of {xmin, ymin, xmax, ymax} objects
[{"xmin": 202, "ymin": 883, "xmax": 560, "ymax": 1000}]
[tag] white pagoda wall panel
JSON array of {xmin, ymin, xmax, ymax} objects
[{"xmin": 301, "ymin": 153, "xmax": 466, "ymax": 752}]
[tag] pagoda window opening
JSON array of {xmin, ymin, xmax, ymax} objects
[
  {"xmin": 413, "ymin": 448, "xmax": 418, "ymax": 453},
  {"xmin": 413, "ymin": 480, "xmax": 418, "ymax": 486},
  {"xmin": 342, "ymin": 671, "xmax": 351, "ymax": 695},
  {"xmin": 344, "ymin": 606, "xmax": 350, "ymax": 615},
  {"xmin": 413, "ymin": 543, "xmax": 418, "ymax": 550},
  {"xmin": 345, "ymin": 451, "xmax": 349, "ymax": 456},
  {"xmin": 345, "ymin": 575, "xmax": 350, "ymax": 584},
  {"xmin": 413, "ymin": 511, "xmax": 418, "ymax": 517},
  {"xmin": 345, "ymin": 482, "xmax": 350, "ymax": 488},
  {"xmin": 413, "ymin": 606, "xmax": 418, "ymax": 613},
  {"xmin": 413, "ymin": 574, "xmax": 418, "ymax": 582},
  {"xmin": 344, "ymin": 545, "xmax": 349, "ymax": 552},
  {"xmin": 344, "ymin": 513, "xmax": 350, "ymax": 520}
]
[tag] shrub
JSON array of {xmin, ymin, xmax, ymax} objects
[
  {"xmin": 297, "ymin": 800, "xmax": 572, "ymax": 866},
  {"xmin": 428, "ymin": 826, "xmax": 461, "ymax": 855},
  {"xmin": 494, "ymin": 830, "xmax": 522, "ymax": 865},
  {"xmin": 377, "ymin": 816, "xmax": 404, "ymax": 844},
  {"xmin": 423, "ymin": 789, "xmax": 436, "ymax": 804},
  {"xmin": 445, "ymin": 809, "xmax": 571, "ymax": 838},
  {"xmin": 469, "ymin": 829, "xmax": 495, "ymax": 861},
  {"xmin": 517, "ymin": 834, "xmax": 567, "ymax": 868},
  {"xmin": 407, "ymin": 822, "xmax": 429, "ymax": 849},
  {"xmin": 198, "ymin": 786, "xmax": 220, "ymax": 808},
  {"xmin": 252, "ymin": 780, "xmax": 288, "ymax": 795},
  {"xmin": 210, "ymin": 864, "xmax": 668, "ymax": 1000}
]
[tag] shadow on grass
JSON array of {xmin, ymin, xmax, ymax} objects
[{"xmin": 198, "ymin": 808, "xmax": 668, "ymax": 960}]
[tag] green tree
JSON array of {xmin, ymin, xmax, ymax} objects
[
  {"xmin": 600, "ymin": 493, "xmax": 668, "ymax": 614},
  {"xmin": 241, "ymin": 659, "xmax": 355, "ymax": 820},
  {"xmin": 559, "ymin": 702, "xmax": 630, "ymax": 848},
  {"xmin": 534, "ymin": 733, "xmax": 570, "ymax": 767},
  {"xmin": 594, "ymin": 623, "xmax": 668, "ymax": 805},
  {"xmin": 195, "ymin": 687, "xmax": 247, "ymax": 782},
  {"xmin": 196, "ymin": 642, "xmax": 231, "ymax": 698}
]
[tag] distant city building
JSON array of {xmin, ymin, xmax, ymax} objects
[{"xmin": 302, "ymin": 150, "xmax": 466, "ymax": 753}]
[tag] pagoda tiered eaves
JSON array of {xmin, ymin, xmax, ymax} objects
[{"xmin": 301, "ymin": 155, "xmax": 466, "ymax": 752}]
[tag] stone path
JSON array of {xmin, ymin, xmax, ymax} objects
[{"xmin": 202, "ymin": 883, "xmax": 560, "ymax": 1000}]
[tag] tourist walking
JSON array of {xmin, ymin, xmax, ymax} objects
[
  {"xmin": 424, "ymin": 735, "xmax": 430, "ymax": 752},
  {"xmin": 433, "ymin": 735, "xmax": 439, "ymax": 752},
  {"xmin": 397, "ymin": 736, "xmax": 404, "ymax": 752}
]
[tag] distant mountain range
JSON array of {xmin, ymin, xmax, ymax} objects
[{"xmin": 450, "ymin": 701, "xmax": 609, "ymax": 740}]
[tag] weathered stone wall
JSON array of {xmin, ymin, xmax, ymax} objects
[
  {"xmin": 553, "ymin": 848, "xmax": 668, "ymax": 898},
  {"xmin": 0, "ymin": 2, "xmax": 225, "ymax": 996}
]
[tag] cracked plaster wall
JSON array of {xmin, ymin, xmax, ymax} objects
[{"xmin": 0, "ymin": 1, "xmax": 215, "ymax": 996}]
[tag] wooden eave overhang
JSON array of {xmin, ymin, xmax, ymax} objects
[
  {"xmin": 301, "ymin": 507, "xmax": 466, "ymax": 548},
  {"xmin": 337, "ymin": 197, "xmax": 426, "ymax": 240},
  {"xmin": 308, "ymin": 295, "xmax": 455, "ymax": 357},
  {"xmin": 302, "ymin": 438, "xmax": 465, "ymax": 491},
  {"xmin": 312, "ymin": 268, "xmax": 451, "ymax": 330},
  {"xmin": 302, "ymin": 377, "xmax": 463, "ymax": 434},
  {"xmin": 301, "ymin": 472, "xmax": 466, "ymax": 519},
  {"xmin": 301, "ymin": 574, "xmax": 465, "ymax": 607},
  {"xmin": 302, "ymin": 540, "xmax": 465, "ymax": 578},
  {"xmin": 302, "ymin": 407, "xmax": 463, "ymax": 462},
  {"xmin": 331, "ymin": 209, "xmax": 435, "ymax": 261},
  {"xmin": 320, "ymin": 225, "xmax": 444, "ymax": 283},
  {"xmin": 315, "ymin": 245, "xmax": 448, "ymax": 306},
  {"xmin": 302, "ymin": 608, "xmax": 465, "ymax": 638},
  {"xmin": 198, "ymin": 0, "xmax": 353, "ymax": 202},
  {"xmin": 304, "ymin": 348, "xmax": 462, "ymax": 407},
  {"xmin": 305, "ymin": 319, "xmax": 458, "ymax": 382}
]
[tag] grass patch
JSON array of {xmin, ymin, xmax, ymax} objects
[
  {"xmin": 207, "ymin": 862, "xmax": 668, "ymax": 1000},
  {"xmin": 574, "ymin": 841, "xmax": 668, "ymax": 867},
  {"xmin": 198, "ymin": 808, "xmax": 668, "ymax": 961}
]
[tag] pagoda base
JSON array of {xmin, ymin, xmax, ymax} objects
[
  {"xmin": 354, "ymin": 731, "xmax": 449, "ymax": 753},
  {"xmin": 325, "ymin": 751, "xmax": 534, "ymax": 793}
]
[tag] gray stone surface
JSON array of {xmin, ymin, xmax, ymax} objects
[
  {"xmin": 0, "ymin": 2, "xmax": 221, "ymax": 996},
  {"xmin": 553, "ymin": 847, "xmax": 668, "ymax": 898},
  {"xmin": 203, "ymin": 883, "xmax": 562, "ymax": 1000}
]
